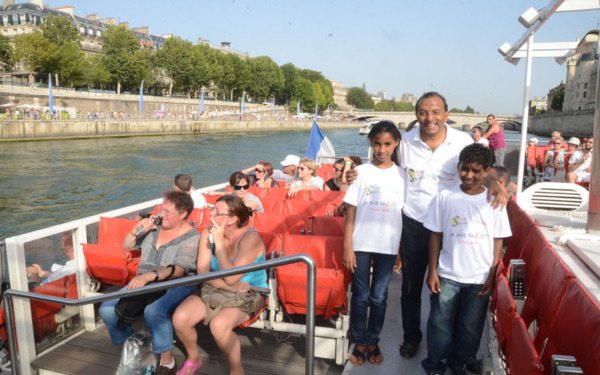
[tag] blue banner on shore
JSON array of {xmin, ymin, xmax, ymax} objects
[
  {"xmin": 139, "ymin": 80, "xmax": 144, "ymax": 113},
  {"xmin": 200, "ymin": 88, "xmax": 205, "ymax": 114},
  {"xmin": 48, "ymin": 73, "xmax": 53, "ymax": 113},
  {"xmin": 297, "ymin": 100, "xmax": 300, "ymax": 117}
]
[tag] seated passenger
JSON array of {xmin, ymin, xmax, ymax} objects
[
  {"xmin": 27, "ymin": 232, "xmax": 75, "ymax": 285},
  {"xmin": 230, "ymin": 172, "xmax": 264, "ymax": 213},
  {"xmin": 566, "ymin": 136, "xmax": 593, "ymax": 184},
  {"xmin": 242, "ymin": 162, "xmax": 279, "ymax": 188},
  {"xmin": 325, "ymin": 156, "xmax": 363, "ymax": 192},
  {"xmin": 272, "ymin": 154, "xmax": 300, "ymax": 183},
  {"xmin": 287, "ymin": 158, "xmax": 324, "ymax": 197},
  {"xmin": 174, "ymin": 174, "xmax": 207, "ymax": 209},
  {"xmin": 173, "ymin": 195, "xmax": 267, "ymax": 375},
  {"xmin": 542, "ymin": 137, "xmax": 563, "ymax": 181},
  {"xmin": 98, "ymin": 191, "xmax": 200, "ymax": 375}
]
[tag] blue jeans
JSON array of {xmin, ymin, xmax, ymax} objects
[
  {"xmin": 421, "ymin": 277, "xmax": 490, "ymax": 373},
  {"xmin": 400, "ymin": 214, "xmax": 431, "ymax": 345},
  {"xmin": 350, "ymin": 251, "xmax": 396, "ymax": 346},
  {"xmin": 98, "ymin": 285, "xmax": 194, "ymax": 354}
]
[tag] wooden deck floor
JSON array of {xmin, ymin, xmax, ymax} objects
[{"xmin": 32, "ymin": 320, "xmax": 343, "ymax": 375}]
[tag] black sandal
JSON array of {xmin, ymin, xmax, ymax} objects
[
  {"xmin": 349, "ymin": 345, "xmax": 366, "ymax": 366},
  {"xmin": 367, "ymin": 345, "xmax": 383, "ymax": 365}
]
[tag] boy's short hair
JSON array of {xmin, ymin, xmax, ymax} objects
[
  {"xmin": 174, "ymin": 174, "xmax": 192, "ymax": 192},
  {"xmin": 489, "ymin": 166, "xmax": 511, "ymax": 186},
  {"xmin": 459, "ymin": 143, "xmax": 493, "ymax": 169}
]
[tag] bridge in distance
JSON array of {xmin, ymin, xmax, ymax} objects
[{"xmin": 335, "ymin": 111, "xmax": 522, "ymax": 130}]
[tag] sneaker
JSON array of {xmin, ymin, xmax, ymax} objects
[
  {"xmin": 465, "ymin": 359, "xmax": 483, "ymax": 374},
  {"xmin": 399, "ymin": 342, "xmax": 418, "ymax": 358}
]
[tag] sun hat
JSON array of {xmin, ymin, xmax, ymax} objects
[
  {"xmin": 280, "ymin": 154, "xmax": 300, "ymax": 167},
  {"xmin": 566, "ymin": 137, "xmax": 580, "ymax": 146},
  {"xmin": 528, "ymin": 137, "xmax": 539, "ymax": 144}
]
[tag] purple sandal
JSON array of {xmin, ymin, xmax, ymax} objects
[{"xmin": 177, "ymin": 359, "xmax": 203, "ymax": 375}]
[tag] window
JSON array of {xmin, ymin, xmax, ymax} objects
[
  {"xmin": 585, "ymin": 83, "xmax": 588, "ymax": 89},
  {"xmin": 583, "ymin": 91, "xmax": 587, "ymax": 98}
]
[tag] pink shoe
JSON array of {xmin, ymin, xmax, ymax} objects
[{"xmin": 177, "ymin": 359, "xmax": 203, "ymax": 375}]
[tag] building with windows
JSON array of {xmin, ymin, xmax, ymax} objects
[
  {"xmin": 563, "ymin": 30, "xmax": 598, "ymax": 111},
  {"xmin": 0, "ymin": 0, "xmax": 167, "ymax": 53}
]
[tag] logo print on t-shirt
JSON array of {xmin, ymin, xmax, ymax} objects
[{"xmin": 407, "ymin": 169, "xmax": 424, "ymax": 183}]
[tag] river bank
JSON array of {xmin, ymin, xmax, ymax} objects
[{"xmin": 0, "ymin": 119, "xmax": 356, "ymax": 141}]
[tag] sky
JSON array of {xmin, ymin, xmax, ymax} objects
[{"xmin": 41, "ymin": 0, "xmax": 600, "ymax": 115}]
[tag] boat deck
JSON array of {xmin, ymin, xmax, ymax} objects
[
  {"xmin": 32, "ymin": 319, "xmax": 342, "ymax": 375},
  {"xmin": 30, "ymin": 267, "xmax": 495, "ymax": 374}
]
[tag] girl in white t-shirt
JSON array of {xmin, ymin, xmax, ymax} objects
[{"xmin": 343, "ymin": 121, "xmax": 405, "ymax": 366}]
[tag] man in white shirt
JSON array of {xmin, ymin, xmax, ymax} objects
[
  {"xmin": 272, "ymin": 154, "xmax": 300, "ymax": 182},
  {"xmin": 566, "ymin": 136, "xmax": 593, "ymax": 183},
  {"xmin": 471, "ymin": 126, "xmax": 489, "ymax": 147}
]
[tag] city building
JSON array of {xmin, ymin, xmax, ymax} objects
[
  {"xmin": 328, "ymin": 78, "xmax": 349, "ymax": 110},
  {"xmin": 547, "ymin": 81, "xmax": 564, "ymax": 112},
  {"xmin": 563, "ymin": 29, "xmax": 598, "ymax": 111},
  {"xmin": 529, "ymin": 95, "xmax": 548, "ymax": 114}
]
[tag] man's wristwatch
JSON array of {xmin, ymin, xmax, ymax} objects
[{"xmin": 154, "ymin": 271, "xmax": 160, "ymax": 282}]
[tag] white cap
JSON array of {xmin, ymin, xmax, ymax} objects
[
  {"xmin": 528, "ymin": 137, "xmax": 539, "ymax": 144},
  {"xmin": 567, "ymin": 137, "xmax": 580, "ymax": 146},
  {"xmin": 280, "ymin": 154, "xmax": 300, "ymax": 167}
]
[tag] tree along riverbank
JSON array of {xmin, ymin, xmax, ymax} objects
[{"xmin": 0, "ymin": 119, "xmax": 356, "ymax": 141}]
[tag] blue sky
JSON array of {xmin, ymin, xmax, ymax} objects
[{"xmin": 44, "ymin": 0, "xmax": 600, "ymax": 115}]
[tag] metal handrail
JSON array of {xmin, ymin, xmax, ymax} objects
[{"xmin": 2, "ymin": 254, "xmax": 317, "ymax": 375}]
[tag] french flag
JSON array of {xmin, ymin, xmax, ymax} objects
[{"xmin": 306, "ymin": 120, "xmax": 335, "ymax": 163}]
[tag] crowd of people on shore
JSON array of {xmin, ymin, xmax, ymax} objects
[{"xmin": 92, "ymin": 91, "xmax": 521, "ymax": 375}]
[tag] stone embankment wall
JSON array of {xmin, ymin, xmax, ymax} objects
[
  {"xmin": 0, "ymin": 120, "xmax": 354, "ymax": 141},
  {"xmin": 529, "ymin": 109, "xmax": 594, "ymax": 138}
]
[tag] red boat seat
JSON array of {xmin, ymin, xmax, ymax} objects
[
  {"xmin": 98, "ymin": 217, "xmax": 137, "ymax": 247},
  {"xmin": 308, "ymin": 190, "xmax": 345, "ymax": 206},
  {"xmin": 307, "ymin": 216, "xmax": 345, "ymax": 237},
  {"xmin": 253, "ymin": 213, "xmax": 308, "ymax": 235},
  {"xmin": 491, "ymin": 275, "xmax": 518, "ymax": 353},
  {"xmin": 259, "ymin": 198, "xmax": 284, "ymax": 214},
  {"xmin": 506, "ymin": 315, "xmax": 544, "ymax": 375},
  {"xmin": 280, "ymin": 201, "xmax": 338, "ymax": 217},
  {"xmin": 540, "ymin": 281, "xmax": 600, "ymax": 374},
  {"xmin": 520, "ymin": 247, "xmax": 575, "ymax": 352},
  {"xmin": 263, "ymin": 188, "xmax": 292, "ymax": 201},
  {"xmin": 276, "ymin": 235, "xmax": 350, "ymax": 319},
  {"xmin": 83, "ymin": 244, "xmax": 131, "ymax": 286},
  {"xmin": 503, "ymin": 201, "xmax": 536, "ymax": 264}
]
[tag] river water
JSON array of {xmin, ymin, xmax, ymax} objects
[{"xmin": 0, "ymin": 127, "xmax": 548, "ymax": 239}]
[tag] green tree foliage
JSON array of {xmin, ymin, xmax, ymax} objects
[
  {"xmin": 13, "ymin": 32, "xmax": 53, "ymax": 80},
  {"xmin": 290, "ymin": 77, "xmax": 316, "ymax": 112},
  {"xmin": 0, "ymin": 34, "xmax": 14, "ymax": 71},
  {"xmin": 278, "ymin": 62, "xmax": 300, "ymax": 103},
  {"xmin": 464, "ymin": 105, "xmax": 475, "ymax": 114},
  {"xmin": 101, "ymin": 24, "xmax": 149, "ymax": 93},
  {"xmin": 551, "ymin": 85, "xmax": 564, "ymax": 111},
  {"xmin": 84, "ymin": 54, "xmax": 111, "ymax": 89},
  {"xmin": 394, "ymin": 101, "xmax": 414, "ymax": 111},
  {"xmin": 374, "ymin": 100, "xmax": 394, "ymax": 111},
  {"xmin": 154, "ymin": 37, "xmax": 195, "ymax": 93},
  {"xmin": 247, "ymin": 56, "xmax": 284, "ymax": 102},
  {"xmin": 214, "ymin": 52, "xmax": 250, "ymax": 100},
  {"xmin": 54, "ymin": 42, "xmax": 87, "ymax": 87},
  {"xmin": 346, "ymin": 87, "xmax": 374, "ymax": 109},
  {"xmin": 40, "ymin": 14, "xmax": 80, "ymax": 46}
]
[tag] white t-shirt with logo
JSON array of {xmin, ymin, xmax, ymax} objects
[
  {"xmin": 423, "ymin": 185, "xmax": 512, "ymax": 284},
  {"xmin": 343, "ymin": 162, "xmax": 406, "ymax": 255},
  {"xmin": 399, "ymin": 124, "xmax": 473, "ymax": 223}
]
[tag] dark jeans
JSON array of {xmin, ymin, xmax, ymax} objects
[
  {"xmin": 350, "ymin": 251, "xmax": 396, "ymax": 346},
  {"xmin": 400, "ymin": 213, "xmax": 431, "ymax": 345},
  {"xmin": 421, "ymin": 277, "xmax": 490, "ymax": 373}
]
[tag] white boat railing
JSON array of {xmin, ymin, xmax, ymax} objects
[{"xmin": 2, "ymin": 254, "xmax": 318, "ymax": 375}]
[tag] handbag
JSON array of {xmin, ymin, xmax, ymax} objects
[
  {"xmin": 114, "ymin": 266, "xmax": 176, "ymax": 330},
  {"xmin": 200, "ymin": 283, "xmax": 269, "ymax": 325}
]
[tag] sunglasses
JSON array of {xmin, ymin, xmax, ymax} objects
[
  {"xmin": 233, "ymin": 184, "xmax": 250, "ymax": 191},
  {"xmin": 254, "ymin": 168, "xmax": 265, "ymax": 173},
  {"xmin": 334, "ymin": 168, "xmax": 343, "ymax": 173}
]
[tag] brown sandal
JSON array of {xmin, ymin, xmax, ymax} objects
[
  {"xmin": 367, "ymin": 345, "xmax": 383, "ymax": 365},
  {"xmin": 349, "ymin": 345, "xmax": 366, "ymax": 366}
]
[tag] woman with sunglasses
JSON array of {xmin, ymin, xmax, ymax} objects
[
  {"xmin": 173, "ymin": 195, "xmax": 267, "ymax": 375},
  {"xmin": 241, "ymin": 161, "xmax": 278, "ymax": 188},
  {"xmin": 99, "ymin": 190, "xmax": 200, "ymax": 375},
  {"xmin": 325, "ymin": 156, "xmax": 363, "ymax": 192},
  {"xmin": 229, "ymin": 172, "xmax": 264, "ymax": 213},
  {"xmin": 287, "ymin": 158, "xmax": 325, "ymax": 197},
  {"xmin": 542, "ymin": 136, "xmax": 564, "ymax": 181}
]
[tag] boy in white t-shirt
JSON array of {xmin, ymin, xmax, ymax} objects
[{"xmin": 421, "ymin": 143, "xmax": 511, "ymax": 375}]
